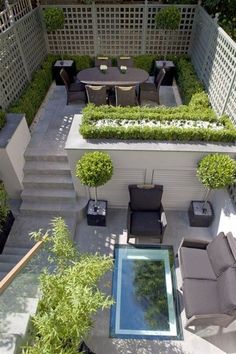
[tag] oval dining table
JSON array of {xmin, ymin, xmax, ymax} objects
[{"xmin": 77, "ymin": 67, "xmax": 149, "ymax": 86}]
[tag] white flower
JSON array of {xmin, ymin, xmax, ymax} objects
[
  {"xmin": 100, "ymin": 65, "xmax": 108, "ymax": 71},
  {"xmin": 120, "ymin": 65, "xmax": 127, "ymax": 71}
]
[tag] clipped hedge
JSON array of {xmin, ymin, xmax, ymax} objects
[
  {"xmin": 80, "ymin": 104, "xmax": 236, "ymax": 143},
  {"xmin": 0, "ymin": 111, "xmax": 6, "ymax": 131}
]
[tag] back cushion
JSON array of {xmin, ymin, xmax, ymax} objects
[
  {"xmin": 207, "ymin": 232, "xmax": 236, "ymax": 277},
  {"xmin": 129, "ymin": 184, "xmax": 163, "ymax": 211},
  {"xmin": 217, "ymin": 267, "xmax": 236, "ymax": 315}
]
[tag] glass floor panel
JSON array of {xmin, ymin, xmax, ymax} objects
[{"xmin": 110, "ymin": 245, "xmax": 182, "ymax": 340}]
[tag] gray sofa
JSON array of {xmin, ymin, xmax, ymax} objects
[{"xmin": 178, "ymin": 232, "xmax": 236, "ymax": 328}]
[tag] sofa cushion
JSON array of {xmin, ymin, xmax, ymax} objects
[
  {"xmin": 207, "ymin": 232, "xmax": 236, "ymax": 277},
  {"xmin": 180, "ymin": 247, "xmax": 216, "ymax": 280},
  {"xmin": 183, "ymin": 279, "xmax": 220, "ymax": 319},
  {"xmin": 129, "ymin": 185, "xmax": 163, "ymax": 211},
  {"xmin": 130, "ymin": 211, "xmax": 161, "ymax": 236},
  {"xmin": 217, "ymin": 267, "xmax": 236, "ymax": 315}
]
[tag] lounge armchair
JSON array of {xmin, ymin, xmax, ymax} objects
[
  {"xmin": 178, "ymin": 232, "xmax": 236, "ymax": 328},
  {"xmin": 117, "ymin": 56, "xmax": 134, "ymax": 68},
  {"xmin": 60, "ymin": 69, "xmax": 86, "ymax": 105},
  {"xmin": 85, "ymin": 85, "xmax": 108, "ymax": 106},
  {"xmin": 139, "ymin": 68, "xmax": 166, "ymax": 104},
  {"xmin": 127, "ymin": 184, "xmax": 167, "ymax": 243},
  {"xmin": 94, "ymin": 57, "xmax": 112, "ymax": 67},
  {"xmin": 115, "ymin": 86, "xmax": 138, "ymax": 106}
]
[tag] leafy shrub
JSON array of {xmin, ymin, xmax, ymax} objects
[
  {"xmin": 80, "ymin": 104, "xmax": 236, "ymax": 143},
  {"xmin": 197, "ymin": 153, "xmax": 236, "ymax": 190},
  {"xmin": 155, "ymin": 6, "xmax": 181, "ymax": 30},
  {"xmin": 0, "ymin": 111, "xmax": 6, "ymax": 131},
  {"xmin": 23, "ymin": 217, "xmax": 113, "ymax": 354},
  {"xmin": 0, "ymin": 182, "xmax": 10, "ymax": 232},
  {"xmin": 133, "ymin": 55, "xmax": 157, "ymax": 75},
  {"xmin": 43, "ymin": 7, "xmax": 64, "ymax": 32},
  {"xmin": 189, "ymin": 92, "xmax": 210, "ymax": 109}
]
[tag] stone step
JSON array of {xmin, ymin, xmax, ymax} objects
[
  {"xmin": 0, "ymin": 254, "xmax": 23, "ymax": 264},
  {"xmin": 2, "ymin": 247, "xmax": 30, "ymax": 256},
  {"xmin": 21, "ymin": 188, "xmax": 76, "ymax": 202},
  {"xmin": 25, "ymin": 150, "xmax": 68, "ymax": 162},
  {"xmin": 23, "ymin": 161, "xmax": 71, "ymax": 176},
  {"xmin": 0, "ymin": 296, "xmax": 38, "ymax": 315},
  {"xmin": 0, "ymin": 262, "xmax": 17, "ymax": 273},
  {"xmin": 20, "ymin": 200, "xmax": 77, "ymax": 217},
  {"xmin": 0, "ymin": 333, "xmax": 22, "ymax": 354},
  {"xmin": 0, "ymin": 312, "xmax": 31, "ymax": 336},
  {"xmin": 23, "ymin": 174, "xmax": 74, "ymax": 190},
  {"xmin": 0, "ymin": 272, "xmax": 7, "ymax": 281}
]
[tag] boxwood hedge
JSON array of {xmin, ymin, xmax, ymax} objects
[{"xmin": 0, "ymin": 111, "xmax": 6, "ymax": 131}]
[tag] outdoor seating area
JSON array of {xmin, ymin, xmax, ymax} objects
[{"xmin": 0, "ymin": 1, "xmax": 236, "ymax": 354}]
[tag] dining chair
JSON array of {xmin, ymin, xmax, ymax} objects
[
  {"xmin": 94, "ymin": 57, "xmax": 112, "ymax": 67},
  {"xmin": 60, "ymin": 69, "xmax": 86, "ymax": 105},
  {"xmin": 115, "ymin": 86, "xmax": 138, "ymax": 107},
  {"xmin": 139, "ymin": 68, "xmax": 166, "ymax": 105},
  {"xmin": 117, "ymin": 57, "xmax": 134, "ymax": 68},
  {"xmin": 85, "ymin": 85, "xmax": 108, "ymax": 106}
]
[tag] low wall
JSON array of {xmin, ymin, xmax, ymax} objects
[
  {"xmin": 65, "ymin": 115, "xmax": 236, "ymax": 210},
  {"xmin": 0, "ymin": 114, "xmax": 31, "ymax": 198}
]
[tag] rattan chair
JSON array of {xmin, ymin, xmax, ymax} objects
[
  {"xmin": 94, "ymin": 57, "xmax": 112, "ymax": 67},
  {"xmin": 60, "ymin": 68, "xmax": 86, "ymax": 105},
  {"xmin": 117, "ymin": 56, "xmax": 134, "ymax": 68},
  {"xmin": 139, "ymin": 68, "xmax": 166, "ymax": 104},
  {"xmin": 85, "ymin": 85, "xmax": 108, "ymax": 106},
  {"xmin": 115, "ymin": 86, "xmax": 138, "ymax": 106},
  {"xmin": 127, "ymin": 184, "xmax": 167, "ymax": 243}
]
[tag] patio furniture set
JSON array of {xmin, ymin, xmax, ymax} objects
[{"xmin": 60, "ymin": 56, "xmax": 166, "ymax": 106}]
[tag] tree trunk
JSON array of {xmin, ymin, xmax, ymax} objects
[
  {"xmin": 94, "ymin": 187, "xmax": 98, "ymax": 206},
  {"xmin": 202, "ymin": 188, "xmax": 211, "ymax": 213}
]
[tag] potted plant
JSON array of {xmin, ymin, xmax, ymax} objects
[
  {"xmin": 76, "ymin": 151, "xmax": 113, "ymax": 226},
  {"xmin": 155, "ymin": 6, "xmax": 181, "ymax": 62},
  {"xmin": 0, "ymin": 181, "xmax": 14, "ymax": 253},
  {"xmin": 188, "ymin": 153, "xmax": 236, "ymax": 227}
]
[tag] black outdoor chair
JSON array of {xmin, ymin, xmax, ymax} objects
[
  {"xmin": 94, "ymin": 57, "xmax": 112, "ymax": 67},
  {"xmin": 85, "ymin": 85, "xmax": 108, "ymax": 106},
  {"xmin": 115, "ymin": 85, "xmax": 138, "ymax": 106},
  {"xmin": 127, "ymin": 184, "xmax": 167, "ymax": 243},
  {"xmin": 60, "ymin": 68, "xmax": 86, "ymax": 105},
  {"xmin": 139, "ymin": 68, "xmax": 166, "ymax": 105}
]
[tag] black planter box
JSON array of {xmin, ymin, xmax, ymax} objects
[
  {"xmin": 87, "ymin": 200, "xmax": 107, "ymax": 227},
  {"xmin": 52, "ymin": 60, "xmax": 76, "ymax": 86},
  {"xmin": 0, "ymin": 211, "xmax": 15, "ymax": 253},
  {"xmin": 188, "ymin": 201, "xmax": 214, "ymax": 227},
  {"xmin": 155, "ymin": 60, "xmax": 176, "ymax": 86}
]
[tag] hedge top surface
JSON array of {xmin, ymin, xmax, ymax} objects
[{"xmin": 197, "ymin": 153, "xmax": 236, "ymax": 190}]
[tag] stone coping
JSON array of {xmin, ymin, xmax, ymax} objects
[
  {"xmin": 0, "ymin": 114, "xmax": 24, "ymax": 149},
  {"xmin": 65, "ymin": 114, "xmax": 236, "ymax": 154}
]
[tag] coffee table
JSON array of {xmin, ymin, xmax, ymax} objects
[
  {"xmin": 110, "ymin": 245, "xmax": 182, "ymax": 340},
  {"xmin": 77, "ymin": 67, "xmax": 149, "ymax": 86}
]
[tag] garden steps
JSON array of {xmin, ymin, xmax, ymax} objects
[
  {"xmin": 0, "ymin": 254, "xmax": 23, "ymax": 264},
  {"xmin": 23, "ymin": 160, "xmax": 71, "ymax": 175},
  {"xmin": 0, "ymin": 262, "xmax": 19, "ymax": 273},
  {"xmin": 2, "ymin": 247, "xmax": 31, "ymax": 256},
  {"xmin": 0, "ymin": 333, "xmax": 22, "ymax": 354},
  {"xmin": 21, "ymin": 188, "xmax": 76, "ymax": 202},
  {"xmin": 20, "ymin": 200, "xmax": 78, "ymax": 216},
  {"xmin": 23, "ymin": 174, "xmax": 74, "ymax": 189}
]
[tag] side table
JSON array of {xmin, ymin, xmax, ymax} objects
[
  {"xmin": 87, "ymin": 200, "xmax": 107, "ymax": 227},
  {"xmin": 155, "ymin": 60, "xmax": 176, "ymax": 86},
  {"xmin": 52, "ymin": 60, "xmax": 76, "ymax": 86}
]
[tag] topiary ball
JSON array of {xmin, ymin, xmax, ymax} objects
[
  {"xmin": 155, "ymin": 6, "xmax": 181, "ymax": 30},
  {"xmin": 76, "ymin": 151, "xmax": 113, "ymax": 188},
  {"xmin": 197, "ymin": 153, "xmax": 236, "ymax": 190},
  {"xmin": 43, "ymin": 7, "xmax": 65, "ymax": 32}
]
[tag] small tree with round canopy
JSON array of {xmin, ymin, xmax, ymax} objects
[
  {"xmin": 197, "ymin": 153, "xmax": 236, "ymax": 212},
  {"xmin": 76, "ymin": 151, "xmax": 113, "ymax": 209}
]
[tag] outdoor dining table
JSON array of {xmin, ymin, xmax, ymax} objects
[{"xmin": 77, "ymin": 67, "xmax": 149, "ymax": 86}]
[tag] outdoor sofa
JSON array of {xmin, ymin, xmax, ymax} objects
[{"xmin": 178, "ymin": 232, "xmax": 236, "ymax": 328}]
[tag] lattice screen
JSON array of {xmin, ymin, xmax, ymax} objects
[
  {"xmin": 146, "ymin": 5, "xmax": 195, "ymax": 54},
  {"xmin": 190, "ymin": 6, "xmax": 236, "ymax": 124},
  {"xmin": 44, "ymin": 4, "xmax": 197, "ymax": 57},
  {"xmin": 46, "ymin": 5, "xmax": 94, "ymax": 55},
  {"xmin": 0, "ymin": 8, "xmax": 47, "ymax": 109}
]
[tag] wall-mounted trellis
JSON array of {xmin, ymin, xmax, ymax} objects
[
  {"xmin": 189, "ymin": 6, "xmax": 236, "ymax": 124},
  {"xmin": 0, "ymin": 7, "xmax": 47, "ymax": 110},
  {"xmin": 43, "ymin": 3, "xmax": 197, "ymax": 57}
]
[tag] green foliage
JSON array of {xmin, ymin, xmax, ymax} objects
[
  {"xmin": 197, "ymin": 153, "xmax": 236, "ymax": 190},
  {"xmin": 155, "ymin": 6, "xmax": 181, "ymax": 30},
  {"xmin": 23, "ymin": 217, "xmax": 113, "ymax": 354},
  {"xmin": 0, "ymin": 111, "xmax": 6, "ymax": 131},
  {"xmin": 189, "ymin": 92, "xmax": 210, "ymax": 109},
  {"xmin": 133, "ymin": 55, "xmax": 157, "ymax": 74},
  {"xmin": 76, "ymin": 151, "xmax": 113, "ymax": 188},
  {"xmin": 80, "ymin": 104, "xmax": 236, "ymax": 143},
  {"xmin": 43, "ymin": 7, "xmax": 65, "ymax": 32},
  {"xmin": 0, "ymin": 182, "xmax": 10, "ymax": 232}
]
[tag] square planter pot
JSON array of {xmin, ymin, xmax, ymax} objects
[
  {"xmin": 188, "ymin": 201, "xmax": 214, "ymax": 227},
  {"xmin": 87, "ymin": 199, "xmax": 107, "ymax": 227}
]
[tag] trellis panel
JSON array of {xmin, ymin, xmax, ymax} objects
[{"xmin": 190, "ymin": 6, "xmax": 236, "ymax": 124}]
